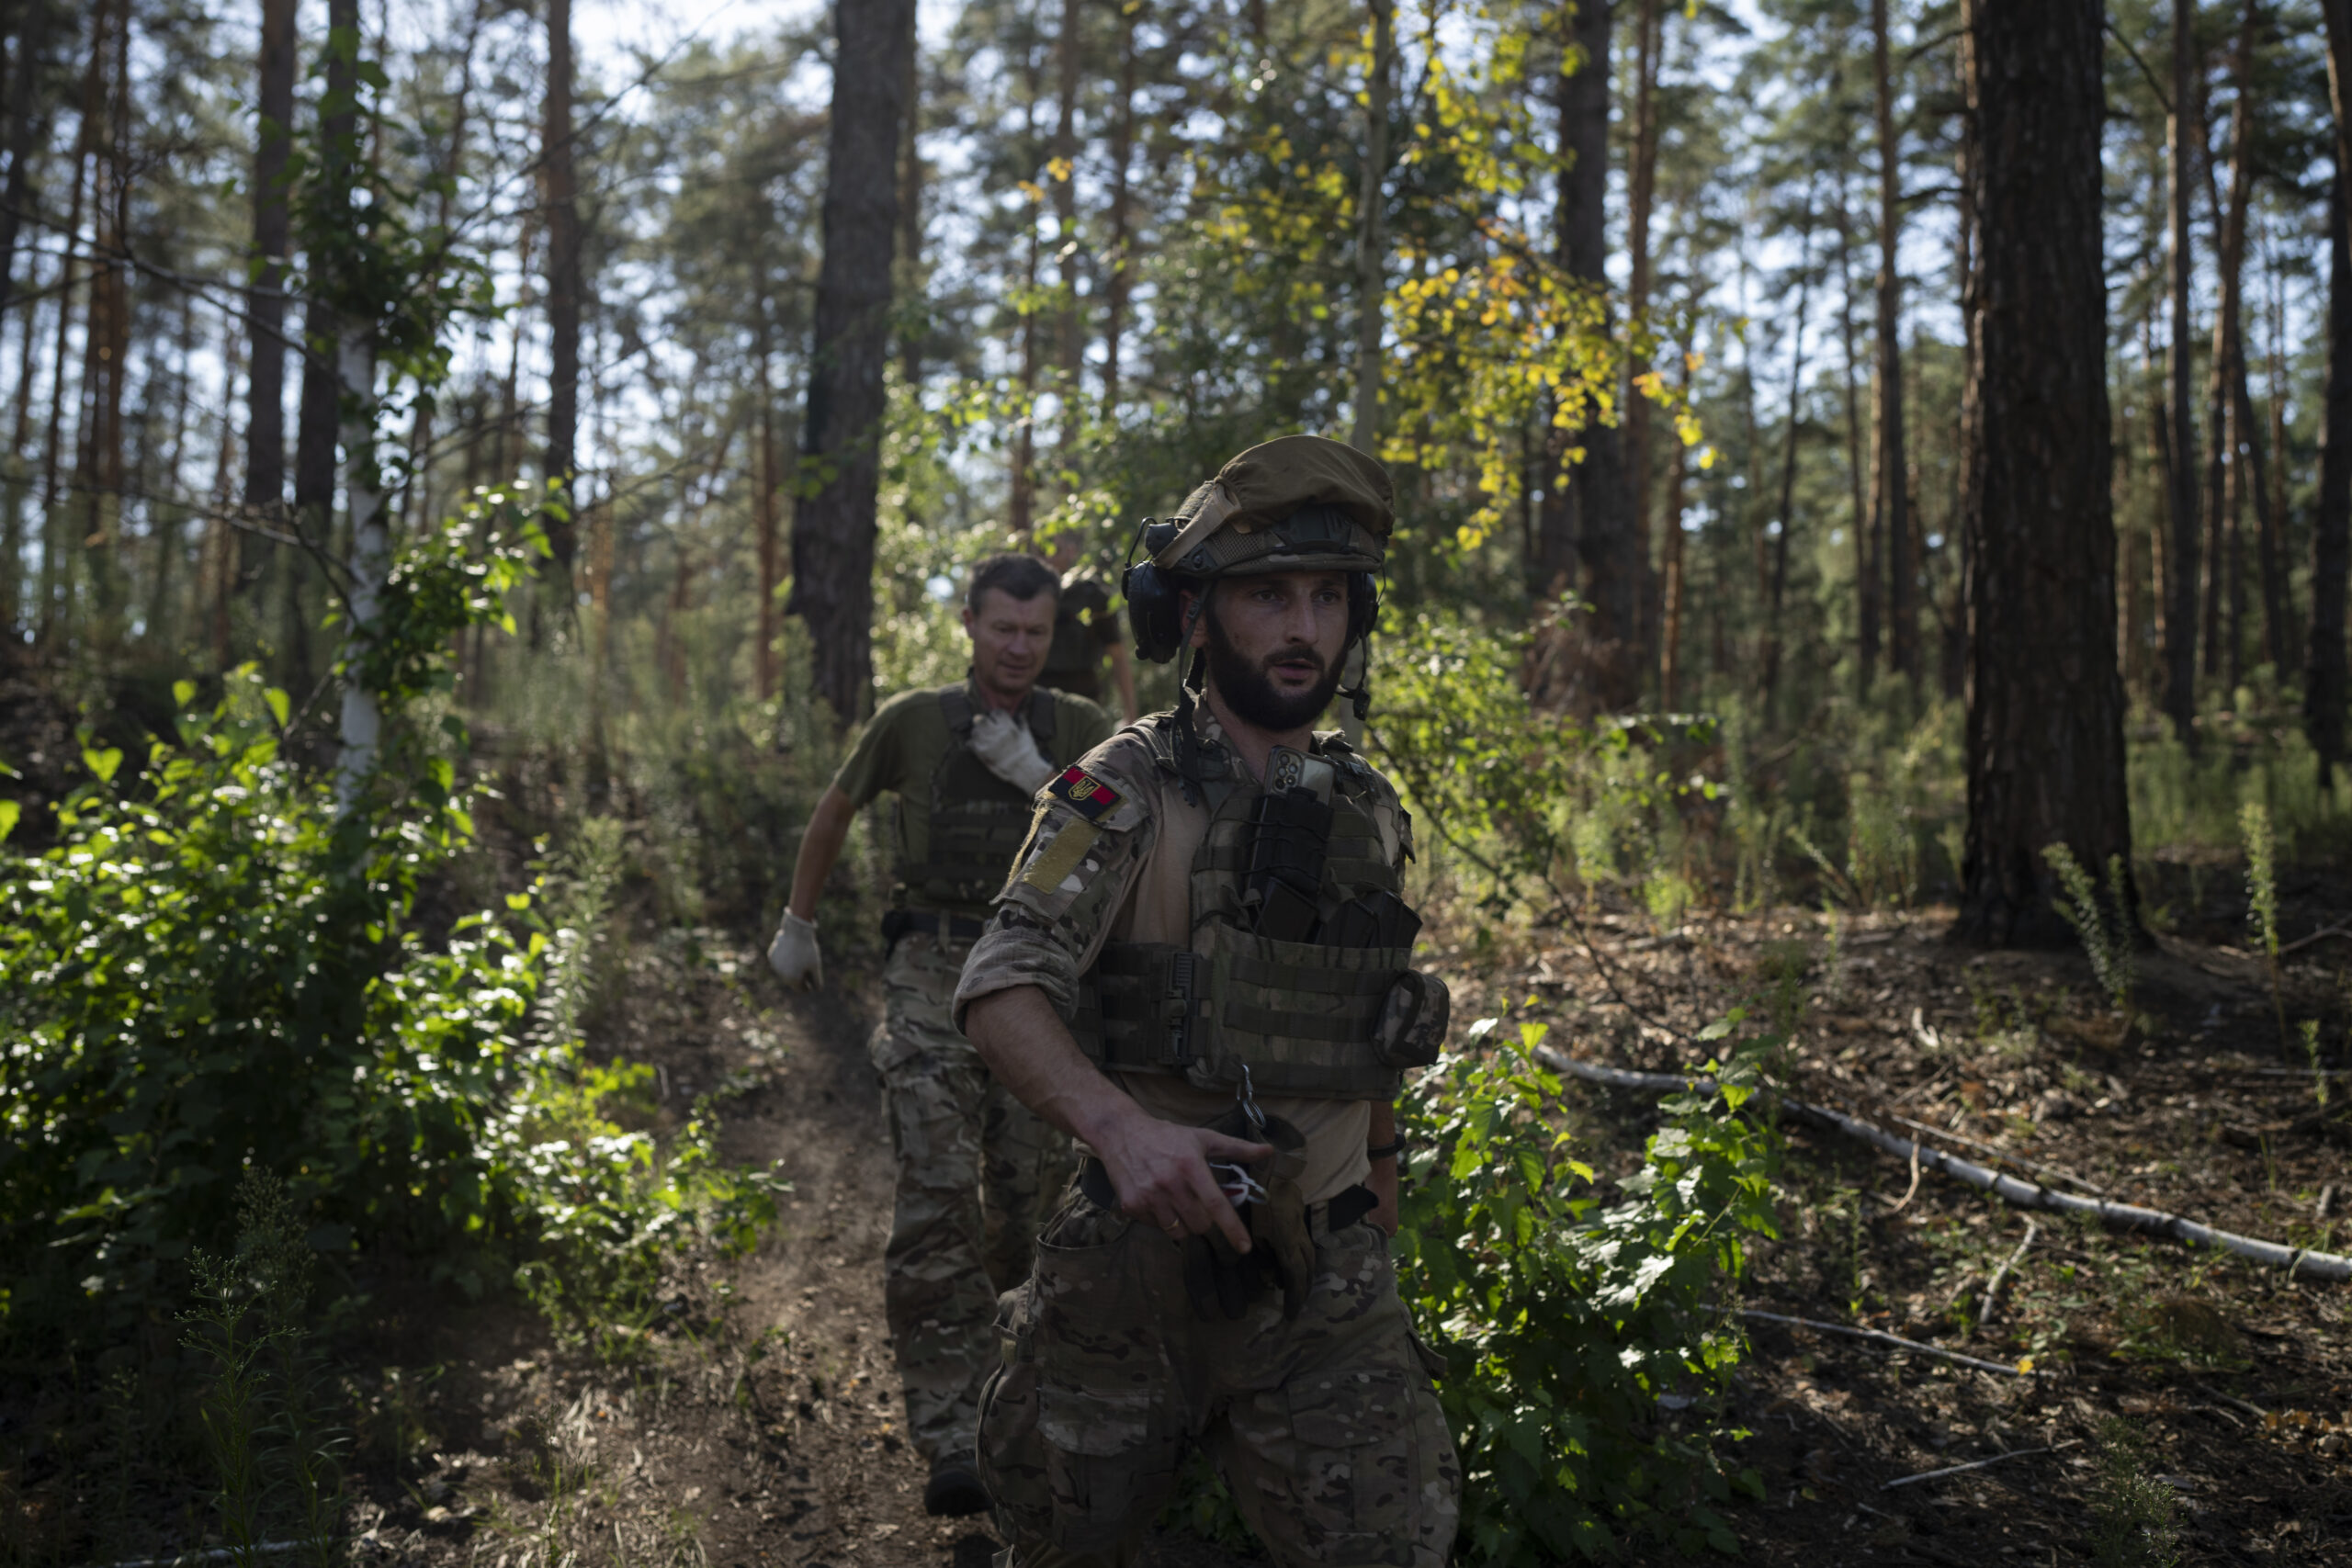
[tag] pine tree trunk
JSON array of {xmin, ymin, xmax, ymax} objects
[
  {"xmin": 2311, "ymin": 6, "xmax": 2352, "ymax": 784},
  {"xmin": 1351, "ymin": 0, "xmax": 1393, "ymax": 457},
  {"xmin": 1101, "ymin": 8, "xmax": 1137, "ymax": 412},
  {"xmin": 755, "ymin": 341, "xmax": 779, "ymax": 701},
  {"xmin": 1955, "ymin": 0, "xmax": 2131, "ymax": 948},
  {"xmin": 0, "ymin": 0, "xmax": 50, "ymax": 325},
  {"xmin": 1838, "ymin": 184, "xmax": 1875, "ymax": 690},
  {"xmin": 241, "ymin": 0, "xmax": 295, "ymax": 556},
  {"xmin": 787, "ymin": 0, "xmax": 914, "ymax": 727},
  {"xmin": 1761, "ymin": 198, "xmax": 1816, "ymax": 714},
  {"xmin": 1053, "ymin": 0, "xmax": 1085, "ymax": 452},
  {"xmin": 1623, "ymin": 0, "xmax": 1662, "ymax": 682},
  {"xmin": 542, "ymin": 0, "xmax": 580, "ymax": 569},
  {"xmin": 2162, "ymin": 0, "xmax": 2202, "ymax": 737},
  {"xmin": 289, "ymin": 0, "xmax": 358, "ymax": 697},
  {"xmin": 334, "ymin": 332, "xmax": 383, "ymax": 810},
  {"xmin": 1659, "ymin": 344, "xmax": 1691, "ymax": 709},
  {"xmin": 898, "ymin": 30, "xmax": 923, "ymax": 390},
  {"xmin": 1536, "ymin": 0, "xmax": 1637, "ymax": 711},
  {"xmin": 1872, "ymin": 0, "xmax": 1912, "ymax": 683},
  {"xmin": 1007, "ymin": 42, "xmax": 1042, "ymax": 537}
]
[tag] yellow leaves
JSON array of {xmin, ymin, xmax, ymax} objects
[
  {"xmin": 1045, "ymin": 156, "xmax": 1074, "ymax": 183},
  {"xmin": 1015, "ymin": 179, "xmax": 1046, "ymax": 205}
]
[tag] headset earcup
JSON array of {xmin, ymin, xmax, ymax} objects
[{"xmin": 1123, "ymin": 562, "xmax": 1186, "ymax": 664}]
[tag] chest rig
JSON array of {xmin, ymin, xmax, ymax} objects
[
  {"xmin": 898, "ymin": 686, "xmax": 1057, "ymax": 913},
  {"xmin": 1071, "ymin": 716, "xmax": 1444, "ymax": 1100}
]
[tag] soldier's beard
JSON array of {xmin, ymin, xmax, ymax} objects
[{"xmin": 1202, "ymin": 604, "xmax": 1343, "ymax": 733}]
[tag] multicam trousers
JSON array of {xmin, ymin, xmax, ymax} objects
[
  {"xmin": 874, "ymin": 930, "xmax": 1072, "ymax": 1463},
  {"xmin": 977, "ymin": 1188, "xmax": 1461, "ymax": 1568}
]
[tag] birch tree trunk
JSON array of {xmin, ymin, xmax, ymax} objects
[
  {"xmin": 787, "ymin": 0, "xmax": 914, "ymax": 727},
  {"xmin": 1956, "ymin": 0, "xmax": 2132, "ymax": 947}
]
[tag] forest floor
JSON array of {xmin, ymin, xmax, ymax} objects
[
  {"xmin": 311, "ymin": 873, "xmax": 2352, "ymax": 1568},
  {"xmin": 40, "ymin": 875, "xmax": 2352, "ymax": 1564}
]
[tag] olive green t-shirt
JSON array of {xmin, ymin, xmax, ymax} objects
[{"xmin": 829, "ymin": 678, "xmax": 1116, "ymax": 899}]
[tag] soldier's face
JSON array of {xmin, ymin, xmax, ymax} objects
[
  {"xmin": 964, "ymin": 587, "xmax": 1057, "ymax": 701},
  {"xmin": 1193, "ymin": 571, "xmax": 1351, "ymax": 733}
]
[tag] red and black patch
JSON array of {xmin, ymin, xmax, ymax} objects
[{"xmin": 1047, "ymin": 765, "xmax": 1123, "ymax": 822}]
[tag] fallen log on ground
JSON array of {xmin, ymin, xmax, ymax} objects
[{"xmin": 1530, "ymin": 1046, "xmax": 2352, "ymax": 1283}]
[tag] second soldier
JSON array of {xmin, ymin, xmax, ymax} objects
[{"xmin": 767, "ymin": 552, "xmax": 1115, "ymax": 1517}]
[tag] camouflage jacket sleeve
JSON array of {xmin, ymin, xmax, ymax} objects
[{"xmin": 953, "ymin": 733, "xmax": 1161, "ymax": 1030}]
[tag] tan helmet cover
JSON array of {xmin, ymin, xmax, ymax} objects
[{"xmin": 1152, "ymin": 434, "xmax": 1394, "ymax": 577}]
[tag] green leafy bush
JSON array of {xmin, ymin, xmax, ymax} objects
[
  {"xmin": 1395, "ymin": 1021, "xmax": 1779, "ymax": 1562},
  {"xmin": 0, "ymin": 500, "xmax": 776, "ymax": 1346},
  {"xmin": 1369, "ymin": 607, "xmax": 1718, "ymax": 916}
]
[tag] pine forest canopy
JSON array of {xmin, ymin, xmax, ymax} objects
[{"xmin": 1, "ymin": 0, "xmax": 2350, "ymax": 941}]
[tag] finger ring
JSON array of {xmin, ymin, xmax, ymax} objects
[{"xmin": 1163, "ymin": 1220, "xmax": 1183, "ymax": 1236}]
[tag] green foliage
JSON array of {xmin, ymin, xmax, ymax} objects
[
  {"xmin": 0, "ymin": 506, "xmax": 776, "ymax": 1348},
  {"xmin": 1370, "ymin": 606, "xmax": 1717, "ymax": 917},
  {"xmin": 2042, "ymin": 844, "xmax": 2137, "ymax": 1014},
  {"xmin": 1394, "ymin": 1020, "xmax": 1779, "ymax": 1562},
  {"xmin": 2240, "ymin": 800, "xmax": 2288, "ymax": 1048},
  {"xmin": 2089, "ymin": 1417, "xmax": 2183, "ymax": 1568},
  {"xmin": 180, "ymin": 1171, "xmax": 347, "ymax": 1568},
  {"xmin": 2301, "ymin": 1019, "xmax": 2329, "ymax": 1110}
]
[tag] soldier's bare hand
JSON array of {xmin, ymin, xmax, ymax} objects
[{"xmin": 1098, "ymin": 1116, "xmax": 1270, "ymax": 1254}]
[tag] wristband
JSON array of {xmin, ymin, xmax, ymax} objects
[{"xmin": 1365, "ymin": 1138, "xmax": 1404, "ymax": 1161}]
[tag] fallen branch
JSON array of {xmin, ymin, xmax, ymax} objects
[
  {"xmin": 1731, "ymin": 1308, "xmax": 2047, "ymax": 1378},
  {"xmin": 2280, "ymin": 922, "xmax": 2352, "ymax": 957},
  {"xmin": 1881, "ymin": 1109, "xmax": 2108, "ymax": 1196},
  {"xmin": 2190, "ymin": 1382, "xmax": 2269, "ymax": 1420},
  {"xmin": 1532, "ymin": 1046, "xmax": 2352, "ymax": 1282},
  {"xmin": 90, "ymin": 1546, "xmax": 316, "ymax": 1568},
  {"xmin": 1978, "ymin": 1220, "xmax": 2038, "ymax": 1323},
  {"xmin": 1881, "ymin": 1439, "xmax": 2079, "ymax": 1490}
]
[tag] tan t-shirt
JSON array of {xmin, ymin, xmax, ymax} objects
[{"xmin": 955, "ymin": 708, "xmax": 1411, "ymax": 1204}]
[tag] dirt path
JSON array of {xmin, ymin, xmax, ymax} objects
[{"xmin": 341, "ymin": 936, "xmax": 1241, "ymax": 1568}]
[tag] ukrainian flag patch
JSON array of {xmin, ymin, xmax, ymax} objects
[{"xmin": 1047, "ymin": 766, "xmax": 1122, "ymax": 822}]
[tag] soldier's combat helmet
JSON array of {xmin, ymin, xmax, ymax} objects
[{"xmin": 1123, "ymin": 437, "xmax": 1393, "ymax": 716}]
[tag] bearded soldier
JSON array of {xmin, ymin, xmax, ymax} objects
[
  {"xmin": 767, "ymin": 552, "xmax": 1115, "ymax": 1517},
  {"xmin": 956, "ymin": 436, "xmax": 1460, "ymax": 1566}
]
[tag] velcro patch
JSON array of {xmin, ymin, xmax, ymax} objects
[
  {"xmin": 1022, "ymin": 818, "xmax": 1100, "ymax": 894},
  {"xmin": 1047, "ymin": 766, "xmax": 1123, "ymax": 822}
]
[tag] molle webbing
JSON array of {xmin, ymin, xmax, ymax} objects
[
  {"xmin": 898, "ymin": 688, "xmax": 1058, "ymax": 909},
  {"xmin": 1081, "ymin": 930, "xmax": 1410, "ymax": 1099},
  {"xmin": 1069, "ymin": 730, "xmax": 1418, "ymax": 1100}
]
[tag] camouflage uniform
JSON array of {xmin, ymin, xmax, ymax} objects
[
  {"xmin": 954, "ymin": 704, "xmax": 1461, "ymax": 1567},
  {"xmin": 831, "ymin": 678, "xmax": 1114, "ymax": 1463}
]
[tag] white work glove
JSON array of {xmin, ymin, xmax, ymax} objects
[
  {"xmin": 767, "ymin": 910, "xmax": 823, "ymax": 990},
  {"xmin": 970, "ymin": 708, "xmax": 1057, "ymax": 795}
]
